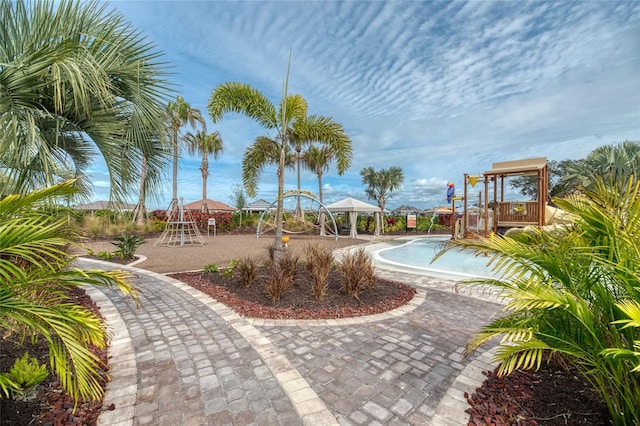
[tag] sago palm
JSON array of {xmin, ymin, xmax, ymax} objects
[
  {"xmin": 443, "ymin": 172, "xmax": 640, "ymax": 424},
  {"xmin": 0, "ymin": 181, "xmax": 138, "ymax": 405},
  {"xmin": 184, "ymin": 130, "xmax": 224, "ymax": 212},
  {"xmin": 0, "ymin": 0, "xmax": 172, "ymax": 202},
  {"xmin": 208, "ymin": 60, "xmax": 351, "ymax": 259}
]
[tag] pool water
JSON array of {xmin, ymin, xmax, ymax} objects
[{"xmin": 375, "ymin": 238, "xmax": 499, "ymax": 279}]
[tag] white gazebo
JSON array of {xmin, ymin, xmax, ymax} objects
[{"xmin": 325, "ymin": 197, "xmax": 381, "ymax": 238}]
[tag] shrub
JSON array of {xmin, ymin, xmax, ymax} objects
[
  {"xmin": 112, "ymin": 234, "xmax": 145, "ymax": 259},
  {"xmin": 221, "ymin": 259, "xmax": 241, "ymax": 278},
  {"xmin": 266, "ymin": 250, "xmax": 298, "ymax": 305},
  {"xmin": 237, "ymin": 257, "xmax": 259, "ymax": 287},
  {"xmin": 203, "ymin": 264, "xmax": 219, "ymax": 273},
  {"xmin": 304, "ymin": 244, "xmax": 334, "ymax": 301},
  {"xmin": 338, "ymin": 248, "xmax": 376, "ymax": 300},
  {"xmin": 0, "ymin": 353, "xmax": 48, "ymax": 398}
]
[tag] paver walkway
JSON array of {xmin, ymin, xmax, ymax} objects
[{"xmin": 80, "ymin": 256, "xmax": 502, "ymax": 426}]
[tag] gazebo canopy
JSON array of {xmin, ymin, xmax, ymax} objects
[{"xmin": 325, "ymin": 197, "xmax": 381, "ymax": 237}]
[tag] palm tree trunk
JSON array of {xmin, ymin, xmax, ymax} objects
[
  {"xmin": 201, "ymin": 157, "xmax": 209, "ymax": 212},
  {"xmin": 274, "ymin": 146, "xmax": 285, "ymax": 262},
  {"xmin": 171, "ymin": 128, "xmax": 179, "ymax": 204},
  {"xmin": 136, "ymin": 156, "xmax": 148, "ymax": 225},
  {"xmin": 318, "ymin": 172, "xmax": 323, "ymax": 204}
]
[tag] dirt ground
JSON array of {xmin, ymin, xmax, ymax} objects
[{"xmin": 75, "ymin": 233, "xmax": 376, "ymax": 273}]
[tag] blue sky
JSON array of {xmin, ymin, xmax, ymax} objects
[{"xmin": 92, "ymin": 0, "xmax": 640, "ymax": 210}]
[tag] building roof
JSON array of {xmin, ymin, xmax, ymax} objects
[
  {"xmin": 242, "ymin": 199, "xmax": 273, "ymax": 212},
  {"xmin": 184, "ymin": 199, "xmax": 235, "ymax": 212}
]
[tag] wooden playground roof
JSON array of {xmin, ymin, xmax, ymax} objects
[{"xmin": 484, "ymin": 157, "xmax": 547, "ymax": 177}]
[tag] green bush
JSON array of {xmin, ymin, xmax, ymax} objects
[
  {"xmin": 203, "ymin": 264, "xmax": 219, "ymax": 273},
  {"xmin": 0, "ymin": 353, "xmax": 48, "ymax": 398}
]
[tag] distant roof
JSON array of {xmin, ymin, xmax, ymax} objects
[
  {"xmin": 184, "ymin": 199, "xmax": 235, "ymax": 212},
  {"xmin": 74, "ymin": 201, "xmax": 136, "ymax": 211},
  {"xmin": 242, "ymin": 199, "xmax": 273, "ymax": 212},
  {"xmin": 391, "ymin": 205, "xmax": 421, "ymax": 214}
]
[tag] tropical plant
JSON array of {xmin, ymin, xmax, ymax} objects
[
  {"xmin": 208, "ymin": 56, "xmax": 352, "ymax": 261},
  {"xmin": 112, "ymin": 234, "xmax": 145, "ymax": 259},
  {"xmin": 0, "ymin": 0, "xmax": 171, "ymax": 202},
  {"xmin": 303, "ymin": 145, "xmax": 334, "ymax": 204},
  {"xmin": 237, "ymin": 257, "xmax": 258, "ymax": 287},
  {"xmin": 564, "ymin": 140, "xmax": 640, "ymax": 191},
  {"xmin": 166, "ymin": 96, "xmax": 205, "ymax": 214},
  {"xmin": 0, "ymin": 181, "xmax": 137, "ymax": 406},
  {"xmin": 442, "ymin": 172, "xmax": 640, "ymax": 424},
  {"xmin": 0, "ymin": 353, "xmax": 48, "ymax": 397},
  {"xmin": 360, "ymin": 166, "xmax": 404, "ymax": 233},
  {"xmin": 230, "ymin": 184, "xmax": 247, "ymax": 227},
  {"xmin": 184, "ymin": 130, "xmax": 224, "ymax": 212}
]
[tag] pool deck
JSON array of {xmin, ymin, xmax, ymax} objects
[{"xmin": 81, "ymin": 235, "xmax": 503, "ymax": 425}]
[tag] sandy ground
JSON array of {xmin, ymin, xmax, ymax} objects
[{"xmin": 76, "ymin": 233, "xmax": 384, "ymax": 274}]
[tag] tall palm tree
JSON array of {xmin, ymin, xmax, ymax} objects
[
  {"xmin": 0, "ymin": 0, "xmax": 171, "ymax": 202},
  {"xmin": 183, "ymin": 130, "xmax": 224, "ymax": 212},
  {"xmin": 165, "ymin": 96, "xmax": 205, "ymax": 215},
  {"xmin": 0, "ymin": 180, "xmax": 137, "ymax": 404},
  {"xmin": 360, "ymin": 166, "xmax": 404, "ymax": 233},
  {"xmin": 303, "ymin": 145, "xmax": 334, "ymax": 204},
  {"xmin": 208, "ymin": 65, "xmax": 351, "ymax": 258}
]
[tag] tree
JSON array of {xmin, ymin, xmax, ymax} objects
[
  {"xmin": 509, "ymin": 159, "xmax": 579, "ymax": 200},
  {"xmin": 184, "ymin": 130, "xmax": 224, "ymax": 212},
  {"xmin": 564, "ymin": 140, "xmax": 640, "ymax": 190},
  {"xmin": 0, "ymin": 0, "xmax": 171, "ymax": 202},
  {"xmin": 230, "ymin": 183, "xmax": 247, "ymax": 227},
  {"xmin": 443, "ymin": 170, "xmax": 640, "ymax": 424},
  {"xmin": 0, "ymin": 181, "xmax": 137, "ymax": 405},
  {"xmin": 208, "ymin": 63, "xmax": 351, "ymax": 259},
  {"xmin": 360, "ymin": 166, "xmax": 404, "ymax": 233},
  {"xmin": 303, "ymin": 145, "xmax": 334, "ymax": 204},
  {"xmin": 165, "ymin": 96, "xmax": 205, "ymax": 213}
]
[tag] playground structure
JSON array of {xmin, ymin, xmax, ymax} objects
[
  {"xmin": 155, "ymin": 197, "xmax": 206, "ymax": 246},
  {"xmin": 454, "ymin": 157, "xmax": 549, "ymax": 238},
  {"xmin": 256, "ymin": 191, "xmax": 340, "ymax": 240}
]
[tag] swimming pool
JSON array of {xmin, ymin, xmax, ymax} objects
[{"xmin": 373, "ymin": 237, "xmax": 500, "ymax": 280}]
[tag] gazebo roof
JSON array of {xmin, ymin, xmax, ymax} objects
[{"xmin": 325, "ymin": 197, "xmax": 380, "ymax": 213}]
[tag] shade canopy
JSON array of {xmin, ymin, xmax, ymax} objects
[{"xmin": 325, "ymin": 197, "xmax": 381, "ymax": 237}]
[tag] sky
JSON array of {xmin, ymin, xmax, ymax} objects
[{"xmin": 91, "ymin": 0, "xmax": 640, "ymax": 210}]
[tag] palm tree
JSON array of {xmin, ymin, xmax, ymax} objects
[
  {"xmin": 442, "ymin": 171, "xmax": 640, "ymax": 424},
  {"xmin": 0, "ymin": 181, "xmax": 137, "ymax": 405},
  {"xmin": 0, "ymin": 0, "xmax": 171, "ymax": 202},
  {"xmin": 208, "ymin": 66, "xmax": 351, "ymax": 259},
  {"xmin": 183, "ymin": 130, "xmax": 224, "ymax": 212},
  {"xmin": 360, "ymin": 166, "xmax": 404, "ymax": 233},
  {"xmin": 564, "ymin": 140, "xmax": 640, "ymax": 190},
  {"xmin": 165, "ymin": 96, "xmax": 205, "ymax": 215},
  {"xmin": 303, "ymin": 145, "xmax": 334, "ymax": 204}
]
